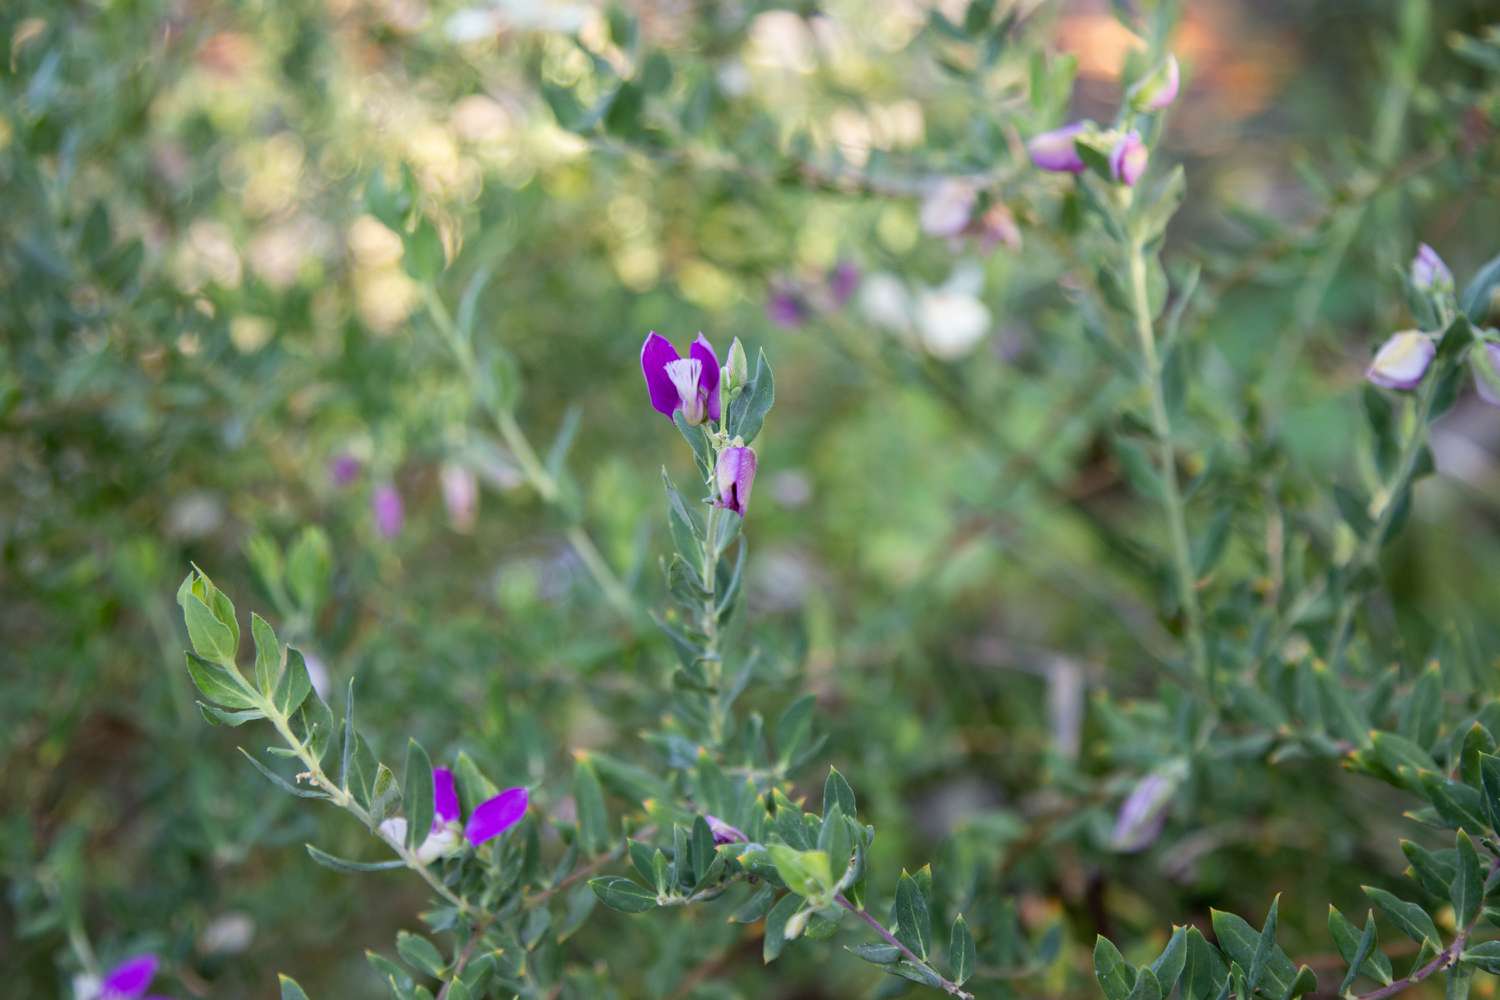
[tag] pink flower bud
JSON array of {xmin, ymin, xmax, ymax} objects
[
  {"xmin": 1109, "ymin": 131, "xmax": 1148, "ymax": 186},
  {"xmin": 1128, "ymin": 55, "xmax": 1180, "ymax": 112},
  {"xmin": 1366, "ymin": 331, "xmax": 1436, "ymax": 390},
  {"xmin": 1027, "ymin": 122, "xmax": 1087, "ymax": 174}
]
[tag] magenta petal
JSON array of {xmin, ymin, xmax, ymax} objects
[
  {"xmin": 432, "ymin": 767, "xmax": 459, "ymax": 826},
  {"xmin": 102, "ymin": 954, "xmax": 158, "ymax": 998},
  {"xmin": 640, "ymin": 332, "xmax": 682, "ymax": 419},
  {"xmin": 464, "ymin": 786, "xmax": 528, "ymax": 846},
  {"xmin": 713, "ymin": 446, "xmax": 757, "ymax": 517},
  {"xmin": 690, "ymin": 334, "xmax": 721, "ymax": 422}
]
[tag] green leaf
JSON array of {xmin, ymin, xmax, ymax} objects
[
  {"xmin": 1184, "ymin": 927, "xmax": 1228, "ymax": 1000},
  {"xmin": 763, "ymin": 893, "xmax": 803, "ymax": 962},
  {"xmin": 726, "ymin": 348, "xmax": 775, "ymax": 445},
  {"xmin": 588, "ymin": 876, "xmax": 657, "ymax": 913},
  {"xmin": 239, "ymin": 747, "xmax": 324, "ymax": 799},
  {"xmin": 731, "ymin": 885, "xmax": 776, "ymax": 924},
  {"xmin": 1479, "ymin": 752, "xmax": 1500, "ymax": 832},
  {"xmin": 1211, "ymin": 908, "xmax": 1297, "ymax": 998},
  {"xmin": 1330, "ymin": 906, "xmax": 1393, "ymax": 989},
  {"xmin": 1127, "ymin": 967, "xmax": 1163, "ymax": 1000},
  {"xmin": 1094, "ymin": 935, "xmax": 1137, "ymax": 1000},
  {"xmin": 1461, "ymin": 251, "xmax": 1500, "ymax": 323},
  {"xmin": 183, "ymin": 592, "xmax": 238, "ymax": 664},
  {"xmin": 185, "ymin": 652, "xmax": 257, "ymax": 710},
  {"xmin": 286, "ymin": 526, "xmax": 332, "ymax": 616},
  {"xmin": 775, "ymin": 695, "xmax": 816, "ymax": 766},
  {"xmin": 278, "ymin": 974, "xmax": 312, "ymax": 1000},
  {"xmin": 824, "ymin": 766, "xmax": 857, "ymax": 819},
  {"xmin": 1246, "ymin": 894, "xmax": 1280, "ymax": 996},
  {"xmin": 1452, "ymin": 830, "xmax": 1483, "ymax": 926},
  {"xmin": 273, "ymin": 647, "xmax": 314, "ymax": 717},
  {"xmin": 403, "ymin": 739, "xmax": 434, "ymax": 852},
  {"xmin": 197, "ymin": 702, "xmax": 262, "ymax": 727},
  {"xmin": 1402, "ymin": 839, "xmax": 1457, "ymax": 898},
  {"xmin": 1398, "ymin": 663, "xmax": 1442, "ymax": 749},
  {"xmin": 1362, "ymin": 886, "xmax": 1441, "ymax": 948},
  {"xmin": 1460, "ymin": 940, "xmax": 1500, "ymax": 974},
  {"xmin": 893, "ymin": 872, "xmax": 931, "ymax": 960},
  {"xmin": 396, "ymin": 930, "xmax": 445, "ymax": 978},
  {"xmin": 1150, "ymin": 925, "xmax": 1189, "ymax": 992},
  {"xmin": 304, "ymin": 844, "xmax": 405, "ymax": 873},
  {"xmin": 251, "ymin": 613, "xmax": 281, "ymax": 694},
  {"xmin": 948, "ymin": 915, "xmax": 975, "ymax": 986},
  {"xmin": 768, "ymin": 844, "xmax": 833, "ymax": 899},
  {"xmin": 572, "ymin": 757, "xmax": 610, "ymax": 855}
]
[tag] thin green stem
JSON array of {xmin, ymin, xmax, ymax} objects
[
  {"xmin": 1126, "ymin": 237, "xmax": 1210, "ymax": 690},
  {"xmin": 1326, "ymin": 377, "xmax": 1437, "ymax": 668},
  {"xmin": 423, "ymin": 289, "xmax": 636, "ymax": 622}
]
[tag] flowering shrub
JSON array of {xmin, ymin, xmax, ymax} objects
[{"xmin": 10, "ymin": 1, "xmax": 1500, "ymax": 998}]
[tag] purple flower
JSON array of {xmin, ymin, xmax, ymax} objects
[
  {"xmin": 1128, "ymin": 54, "xmax": 1180, "ymax": 112},
  {"xmin": 1109, "ymin": 131, "xmax": 1148, "ymax": 186},
  {"xmin": 1411, "ymin": 243, "xmax": 1453, "ymax": 293},
  {"xmin": 705, "ymin": 814, "xmax": 747, "ymax": 844},
  {"xmin": 379, "ymin": 767, "xmax": 527, "ymax": 862},
  {"xmin": 330, "ymin": 454, "xmax": 362, "ymax": 487},
  {"xmin": 1027, "ymin": 122, "xmax": 1087, "ymax": 174},
  {"xmin": 827, "ymin": 262, "xmax": 861, "ymax": 308},
  {"xmin": 766, "ymin": 285, "xmax": 810, "ymax": 329},
  {"xmin": 465, "ymin": 786, "xmax": 529, "ymax": 846},
  {"xmin": 1473, "ymin": 341, "xmax": 1500, "ymax": 406},
  {"xmin": 1110, "ymin": 767, "xmax": 1182, "ymax": 853},
  {"xmin": 434, "ymin": 766, "xmax": 460, "ymax": 826},
  {"xmin": 101, "ymin": 955, "xmax": 166, "ymax": 1000},
  {"xmin": 641, "ymin": 332, "xmax": 721, "ymax": 426},
  {"xmin": 714, "ymin": 446, "xmax": 757, "ymax": 518},
  {"xmin": 372, "ymin": 483, "xmax": 404, "ymax": 539},
  {"xmin": 1366, "ymin": 331, "xmax": 1436, "ymax": 390}
]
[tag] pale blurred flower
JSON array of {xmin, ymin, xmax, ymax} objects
[
  {"xmin": 348, "ymin": 215, "xmax": 405, "ymax": 268},
  {"xmin": 179, "ymin": 219, "xmax": 243, "ymax": 291},
  {"xmin": 919, "ymin": 179, "xmax": 977, "ymax": 238},
  {"xmin": 915, "ymin": 262, "xmax": 991, "ymax": 360},
  {"xmin": 451, "ymin": 95, "xmax": 512, "ymax": 143},
  {"xmin": 229, "ymin": 315, "xmax": 274, "ymax": 354},
  {"xmin": 770, "ymin": 470, "xmax": 813, "ymax": 509},
  {"xmin": 301, "ymin": 649, "xmax": 332, "ymax": 699},
  {"xmin": 248, "ymin": 215, "xmax": 329, "ymax": 290},
  {"xmin": 441, "ymin": 461, "xmax": 480, "ymax": 533},
  {"xmin": 859, "ymin": 272, "xmax": 915, "ymax": 332},
  {"xmin": 747, "ymin": 11, "xmax": 817, "ymax": 72},
  {"xmin": 166, "ymin": 492, "xmax": 225, "ymax": 539},
  {"xmin": 199, "ymin": 912, "xmax": 256, "ymax": 955}
]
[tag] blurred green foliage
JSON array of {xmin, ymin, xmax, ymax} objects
[{"xmin": 6, "ymin": 0, "xmax": 1500, "ymax": 997}]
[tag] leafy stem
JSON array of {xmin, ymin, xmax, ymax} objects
[
  {"xmin": 835, "ymin": 895, "xmax": 975, "ymax": 1000},
  {"xmin": 1125, "ymin": 234, "xmax": 1210, "ymax": 691}
]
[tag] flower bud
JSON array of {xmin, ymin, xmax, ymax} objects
[
  {"xmin": 1472, "ymin": 341, "xmax": 1500, "ymax": 407},
  {"xmin": 1366, "ymin": 330, "xmax": 1436, "ymax": 390},
  {"xmin": 827, "ymin": 261, "xmax": 861, "ymax": 307},
  {"xmin": 724, "ymin": 337, "xmax": 749, "ymax": 392},
  {"xmin": 919, "ymin": 179, "xmax": 977, "ymax": 238},
  {"xmin": 714, "ymin": 445, "xmax": 757, "ymax": 517},
  {"xmin": 1027, "ymin": 122, "xmax": 1088, "ymax": 174},
  {"xmin": 1109, "ymin": 131, "xmax": 1148, "ymax": 186},
  {"xmin": 330, "ymin": 453, "xmax": 362, "ymax": 487},
  {"xmin": 1128, "ymin": 55, "xmax": 1180, "ymax": 112},
  {"xmin": 1410, "ymin": 243, "xmax": 1453, "ymax": 293}
]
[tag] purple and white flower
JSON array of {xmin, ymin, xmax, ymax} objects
[
  {"xmin": 379, "ymin": 766, "xmax": 529, "ymax": 863},
  {"xmin": 641, "ymin": 332, "xmax": 722, "ymax": 426},
  {"xmin": 1411, "ymin": 243, "xmax": 1453, "ymax": 293},
  {"xmin": 1128, "ymin": 54, "xmax": 1180, "ymax": 112},
  {"xmin": 1109, "ymin": 131, "xmax": 1148, "ymax": 187},
  {"xmin": 1366, "ymin": 331, "xmax": 1436, "ymax": 390},
  {"xmin": 1028, "ymin": 122, "xmax": 1088, "ymax": 174},
  {"xmin": 1111, "ymin": 763, "xmax": 1185, "ymax": 853},
  {"xmin": 919, "ymin": 179, "xmax": 978, "ymax": 238},
  {"xmin": 714, "ymin": 446, "xmax": 758, "ymax": 518}
]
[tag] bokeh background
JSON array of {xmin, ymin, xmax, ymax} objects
[{"xmin": 5, "ymin": 0, "xmax": 1500, "ymax": 996}]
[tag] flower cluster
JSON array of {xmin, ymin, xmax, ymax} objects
[
  {"xmin": 1366, "ymin": 244, "xmax": 1500, "ymax": 403},
  {"xmin": 1027, "ymin": 55, "xmax": 1179, "ymax": 187},
  {"xmin": 641, "ymin": 332, "xmax": 760, "ymax": 517},
  {"xmin": 766, "ymin": 261, "xmax": 861, "ymax": 329}
]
